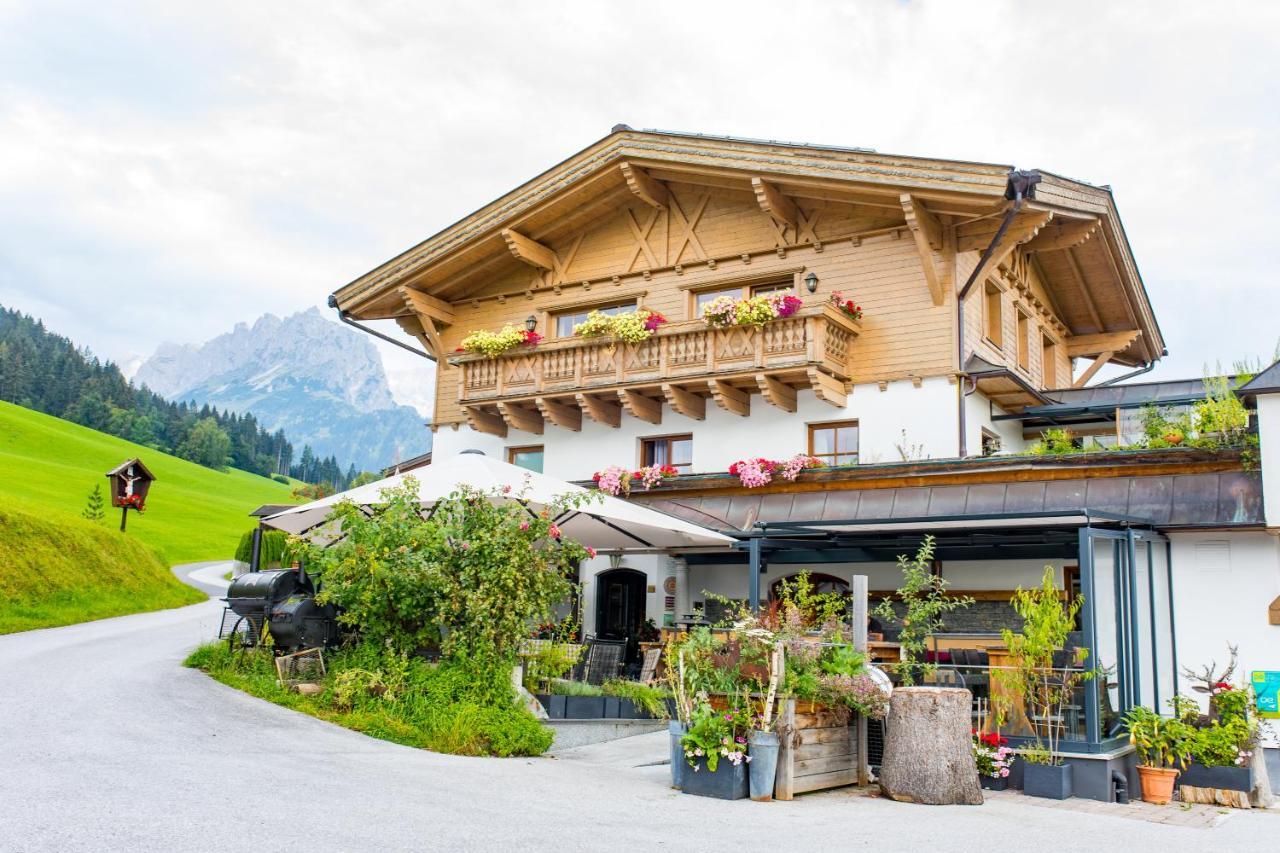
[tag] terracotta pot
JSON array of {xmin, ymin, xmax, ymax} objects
[{"xmin": 1136, "ymin": 765, "xmax": 1179, "ymax": 805}]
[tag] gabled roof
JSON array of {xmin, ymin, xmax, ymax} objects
[
  {"xmin": 1239, "ymin": 359, "xmax": 1280, "ymax": 398},
  {"xmin": 105, "ymin": 458, "xmax": 155, "ymax": 481},
  {"xmin": 333, "ymin": 127, "xmax": 1164, "ymax": 365}
]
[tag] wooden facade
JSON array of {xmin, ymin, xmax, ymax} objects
[{"xmin": 333, "ymin": 129, "xmax": 1163, "ymax": 436}]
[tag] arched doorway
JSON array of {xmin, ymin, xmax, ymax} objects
[
  {"xmin": 769, "ymin": 572, "xmax": 851, "ymax": 600},
  {"xmin": 594, "ymin": 568, "xmax": 647, "ymax": 662}
]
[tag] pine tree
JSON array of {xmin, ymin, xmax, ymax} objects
[{"xmin": 81, "ymin": 483, "xmax": 106, "ymax": 522}]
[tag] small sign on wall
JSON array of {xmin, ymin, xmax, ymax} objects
[{"xmin": 1253, "ymin": 671, "xmax": 1280, "ymax": 719}]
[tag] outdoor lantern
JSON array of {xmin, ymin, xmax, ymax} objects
[
  {"xmin": 804, "ymin": 272, "xmax": 819, "ymax": 293},
  {"xmin": 524, "ymin": 315, "xmax": 537, "ymax": 331}
]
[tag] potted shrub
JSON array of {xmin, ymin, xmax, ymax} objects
[
  {"xmin": 992, "ymin": 567, "xmax": 1096, "ymax": 800},
  {"xmin": 680, "ymin": 701, "xmax": 751, "ymax": 800},
  {"xmin": 973, "ymin": 730, "xmax": 1013, "ymax": 790},
  {"xmin": 1124, "ymin": 705, "xmax": 1192, "ymax": 804},
  {"xmin": 1172, "ymin": 650, "xmax": 1262, "ymax": 801}
]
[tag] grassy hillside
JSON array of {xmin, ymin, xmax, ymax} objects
[
  {"xmin": 0, "ymin": 499, "xmax": 206, "ymax": 633},
  {"xmin": 0, "ymin": 401, "xmax": 299, "ymax": 564}
]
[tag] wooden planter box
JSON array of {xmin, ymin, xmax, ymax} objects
[{"xmin": 775, "ymin": 698, "xmax": 861, "ymax": 800}]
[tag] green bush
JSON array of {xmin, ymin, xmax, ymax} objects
[
  {"xmin": 232, "ymin": 528, "xmax": 302, "ymax": 566},
  {"xmin": 184, "ymin": 640, "xmax": 553, "ymax": 757},
  {"xmin": 602, "ymin": 679, "xmax": 671, "ymax": 718},
  {"xmin": 270, "ymin": 473, "xmax": 289, "ymax": 484}
]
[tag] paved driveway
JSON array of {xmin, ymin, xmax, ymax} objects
[{"xmin": 0, "ymin": 570, "xmax": 1275, "ymax": 852}]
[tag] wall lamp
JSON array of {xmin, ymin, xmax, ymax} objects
[
  {"xmin": 804, "ymin": 272, "xmax": 819, "ymax": 293},
  {"xmin": 525, "ymin": 315, "xmax": 538, "ymax": 331}
]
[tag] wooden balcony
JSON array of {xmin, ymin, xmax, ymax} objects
[{"xmin": 449, "ymin": 304, "xmax": 861, "ymax": 436}]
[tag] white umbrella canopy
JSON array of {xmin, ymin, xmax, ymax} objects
[{"xmin": 261, "ymin": 450, "xmax": 735, "ymax": 551}]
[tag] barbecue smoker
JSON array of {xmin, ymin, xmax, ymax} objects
[{"xmin": 221, "ymin": 567, "xmax": 340, "ymax": 652}]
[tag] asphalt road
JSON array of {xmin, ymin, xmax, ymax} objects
[{"xmin": 0, "ymin": 566, "xmax": 1275, "ymax": 852}]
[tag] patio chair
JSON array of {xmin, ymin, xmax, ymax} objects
[
  {"xmin": 637, "ymin": 646, "xmax": 662, "ymax": 684},
  {"xmin": 581, "ymin": 639, "xmax": 626, "ymax": 685}
]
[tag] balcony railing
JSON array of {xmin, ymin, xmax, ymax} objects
[{"xmin": 451, "ymin": 304, "xmax": 860, "ymax": 408}]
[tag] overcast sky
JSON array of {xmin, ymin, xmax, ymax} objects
[{"xmin": 2, "ymin": 0, "xmax": 1277, "ymax": 417}]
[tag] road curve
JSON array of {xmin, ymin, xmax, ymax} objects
[{"xmin": 0, "ymin": 568, "xmax": 1273, "ymax": 852}]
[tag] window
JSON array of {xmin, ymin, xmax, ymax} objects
[
  {"xmin": 553, "ymin": 301, "xmax": 637, "ymax": 337},
  {"xmin": 808, "ymin": 420, "xmax": 859, "ymax": 466},
  {"xmin": 640, "ymin": 434, "xmax": 693, "ymax": 472},
  {"xmin": 1042, "ymin": 333, "xmax": 1058, "ymax": 388},
  {"xmin": 1016, "ymin": 309, "xmax": 1031, "ymax": 371},
  {"xmin": 692, "ymin": 278, "xmax": 795, "ymax": 317},
  {"xmin": 980, "ymin": 428, "xmax": 1002, "ymax": 457},
  {"xmin": 983, "ymin": 282, "xmax": 1003, "ymax": 347},
  {"xmin": 507, "ymin": 445, "xmax": 544, "ymax": 473}
]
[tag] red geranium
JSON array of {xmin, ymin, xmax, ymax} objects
[{"xmin": 521, "ymin": 330, "xmax": 542, "ymax": 347}]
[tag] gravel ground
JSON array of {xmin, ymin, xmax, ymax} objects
[{"xmin": 0, "ymin": 567, "xmax": 1275, "ymax": 853}]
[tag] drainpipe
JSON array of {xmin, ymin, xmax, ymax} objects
[
  {"xmin": 327, "ymin": 294, "xmax": 436, "ymax": 362},
  {"xmin": 955, "ymin": 169, "xmax": 1042, "ymax": 457},
  {"xmin": 1097, "ymin": 362, "xmax": 1155, "ymax": 387}
]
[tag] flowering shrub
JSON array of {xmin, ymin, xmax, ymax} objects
[
  {"xmin": 573, "ymin": 308, "xmax": 667, "ymax": 343},
  {"xmin": 118, "ymin": 493, "xmax": 146, "ymax": 512},
  {"xmin": 728, "ymin": 454, "xmax": 823, "ymax": 488},
  {"xmin": 702, "ymin": 293, "xmax": 803, "ymax": 329},
  {"xmin": 829, "ymin": 291, "xmax": 862, "ymax": 321},
  {"xmin": 972, "ymin": 730, "xmax": 1014, "ymax": 778},
  {"xmin": 592, "ymin": 463, "xmax": 678, "ymax": 496},
  {"xmin": 458, "ymin": 325, "xmax": 542, "ymax": 357},
  {"xmin": 682, "ymin": 701, "xmax": 751, "ymax": 772}
]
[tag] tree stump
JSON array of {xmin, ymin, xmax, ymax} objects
[{"xmin": 879, "ymin": 687, "xmax": 982, "ymax": 805}]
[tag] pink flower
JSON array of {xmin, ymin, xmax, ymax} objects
[
  {"xmin": 586, "ymin": 546, "xmax": 597, "ymax": 559},
  {"xmin": 549, "ymin": 524, "xmax": 562, "ymax": 539},
  {"xmin": 502, "ymin": 484, "xmax": 512, "ymax": 495},
  {"xmin": 519, "ymin": 521, "xmax": 530, "ymax": 531}
]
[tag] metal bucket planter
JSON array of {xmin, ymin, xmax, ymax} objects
[
  {"xmin": 681, "ymin": 755, "xmax": 749, "ymax": 800},
  {"xmin": 1023, "ymin": 763, "xmax": 1073, "ymax": 800},
  {"xmin": 669, "ymin": 721, "xmax": 688, "ymax": 789},
  {"xmin": 980, "ymin": 775, "xmax": 1009, "ymax": 791},
  {"xmin": 748, "ymin": 731, "xmax": 780, "ymax": 801}
]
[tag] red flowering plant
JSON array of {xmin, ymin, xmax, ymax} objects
[
  {"xmin": 829, "ymin": 291, "xmax": 863, "ymax": 321},
  {"xmin": 972, "ymin": 729, "xmax": 1014, "ymax": 778},
  {"xmin": 592, "ymin": 463, "xmax": 678, "ymax": 495},
  {"xmin": 119, "ymin": 493, "xmax": 145, "ymax": 512}
]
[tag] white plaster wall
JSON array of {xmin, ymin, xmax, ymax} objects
[
  {"xmin": 1257, "ymin": 394, "xmax": 1280, "ymax": 528},
  {"xmin": 1169, "ymin": 530, "xmax": 1280, "ymax": 742},
  {"xmin": 965, "ymin": 392, "xmax": 1028, "ymax": 456},
  {"xmin": 430, "ymin": 376, "xmax": 961, "ymax": 479}
]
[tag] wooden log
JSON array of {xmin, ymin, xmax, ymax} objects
[
  {"xmin": 878, "ymin": 686, "xmax": 982, "ymax": 805},
  {"xmin": 776, "ymin": 698, "xmax": 796, "ymax": 801},
  {"xmin": 1178, "ymin": 785, "xmax": 1251, "ymax": 809}
]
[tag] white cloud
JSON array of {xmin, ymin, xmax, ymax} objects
[{"xmin": 1, "ymin": 0, "xmax": 1278, "ymax": 394}]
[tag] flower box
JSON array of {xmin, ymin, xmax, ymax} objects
[
  {"xmin": 1179, "ymin": 761, "xmax": 1254, "ymax": 793},
  {"xmin": 564, "ymin": 696, "xmax": 607, "ymax": 718},
  {"xmin": 979, "ymin": 775, "xmax": 1009, "ymax": 791},
  {"xmin": 680, "ymin": 755, "xmax": 749, "ymax": 800},
  {"xmin": 1023, "ymin": 763, "xmax": 1073, "ymax": 800},
  {"xmin": 535, "ymin": 694, "xmax": 566, "ymax": 719}
]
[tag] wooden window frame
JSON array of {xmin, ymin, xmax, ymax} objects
[
  {"xmin": 544, "ymin": 293, "xmax": 645, "ymax": 339},
  {"xmin": 1041, "ymin": 331, "xmax": 1058, "ymax": 388},
  {"xmin": 1015, "ymin": 306, "xmax": 1032, "ymax": 372},
  {"xmin": 980, "ymin": 428, "xmax": 1002, "ymax": 457},
  {"xmin": 983, "ymin": 280, "xmax": 1004, "ymax": 349},
  {"xmin": 685, "ymin": 272, "xmax": 799, "ymax": 319},
  {"xmin": 507, "ymin": 444, "xmax": 545, "ymax": 472},
  {"xmin": 639, "ymin": 433, "xmax": 693, "ymax": 472},
  {"xmin": 807, "ymin": 419, "xmax": 860, "ymax": 467}
]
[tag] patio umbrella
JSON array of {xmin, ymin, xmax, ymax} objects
[{"xmin": 260, "ymin": 450, "xmax": 735, "ymax": 551}]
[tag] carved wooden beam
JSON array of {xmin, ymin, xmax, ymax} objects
[
  {"xmin": 535, "ymin": 397, "xmax": 581, "ymax": 432},
  {"xmin": 619, "ymin": 162, "xmax": 668, "ymax": 208},
  {"xmin": 501, "ymin": 228, "xmax": 557, "ymax": 271},
  {"xmin": 1064, "ymin": 247, "xmax": 1105, "ymax": 330},
  {"xmin": 807, "ymin": 368, "xmax": 848, "ymax": 407},
  {"xmin": 1023, "ymin": 218, "xmax": 1100, "ymax": 253},
  {"xmin": 464, "ymin": 406, "xmax": 507, "ymax": 438},
  {"xmin": 618, "ymin": 389, "xmax": 662, "ymax": 424},
  {"xmin": 900, "ymin": 194, "xmax": 945, "ymax": 307},
  {"xmin": 497, "ymin": 401, "xmax": 544, "ymax": 435},
  {"xmin": 394, "ymin": 315, "xmax": 437, "ymax": 358},
  {"xmin": 756, "ymin": 373, "xmax": 797, "ymax": 413},
  {"xmin": 965, "ymin": 211, "xmax": 1053, "ymax": 291},
  {"xmin": 751, "ymin": 178, "xmax": 799, "ymax": 231},
  {"xmin": 1066, "ymin": 330, "xmax": 1141, "ymax": 358},
  {"xmin": 708, "ymin": 379, "xmax": 750, "ymax": 417},
  {"xmin": 1073, "ymin": 351, "xmax": 1115, "ymax": 388},
  {"xmin": 399, "ymin": 286, "xmax": 456, "ymax": 324},
  {"xmin": 662, "ymin": 383, "xmax": 706, "ymax": 420},
  {"xmin": 575, "ymin": 392, "xmax": 621, "ymax": 428}
]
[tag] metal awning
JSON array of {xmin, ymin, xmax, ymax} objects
[{"xmin": 755, "ymin": 509, "xmax": 1149, "ymax": 537}]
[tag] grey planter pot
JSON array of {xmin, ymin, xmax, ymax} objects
[
  {"xmin": 980, "ymin": 775, "xmax": 1009, "ymax": 791},
  {"xmin": 681, "ymin": 755, "xmax": 749, "ymax": 800},
  {"xmin": 534, "ymin": 694, "xmax": 566, "ymax": 719},
  {"xmin": 748, "ymin": 730, "xmax": 780, "ymax": 801},
  {"xmin": 603, "ymin": 696, "xmax": 621, "ymax": 718},
  {"xmin": 1023, "ymin": 763, "xmax": 1073, "ymax": 800},
  {"xmin": 1179, "ymin": 762, "xmax": 1254, "ymax": 792},
  {"xmin": 669, "ymin": 721, "xmax": 688, "ymax": 789},
  {"xmin": 564, "ymin": 696, "xmax": 606, "ymax": 719}
]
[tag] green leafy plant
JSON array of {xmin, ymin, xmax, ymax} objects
[
  {"xmin": 233, "ymin": 528, "xmax": 303, "ymax": 567},
  {"xmin": 1124, "ymin": 705, "xmax": 1193, "ymax": 770},
  {"xmin": 992, "ymin": 566, "xmax": 1096, "ymax": 764},
  {"xmin": 873, "ymin": 536, "xmax": 974, "ymax": 685},
  {"xmin": 681, "ymin": 700, "xmax": 749, "ymax": 772},
  {"xmin": 458, "ymin": 324, "xmax": 541, "ymax": 357},
  {"xmin": 572, "ymin": 308, "xmax": 666, "ymax": 342},
  {"xmin": 1027, "ymin": 427, "xmax": 1079, "ymax": 456},
  {"xmin": 548, "ymin": 679, "xmax": 604, "ymax": 697},
  {"xmin": 602, "ymin": 679, "xmax": 671, "ymax": 719}
]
